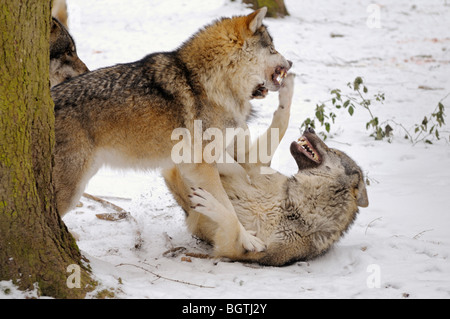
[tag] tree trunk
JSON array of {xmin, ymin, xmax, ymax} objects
[
  {"xmin": 243, "ymin": 0, "xmax": 289, "ymax": 18},
  {"xmin": 0, "ymin": 1, "xmax": 94, "ymax": 298}
]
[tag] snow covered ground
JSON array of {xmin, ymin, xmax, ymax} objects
[{"xmin": 2, "ymin": 0, "xmax": 450, "ymax": 299}]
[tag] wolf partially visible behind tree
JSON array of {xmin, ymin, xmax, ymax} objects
[{"xmin": 0, "ymin": 1, "xmax": 94, "ymax": 298}]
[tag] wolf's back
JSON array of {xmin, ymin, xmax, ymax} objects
[{"xmin": 52, "ymin": 52, "xmax": 199, "ymax": 115}]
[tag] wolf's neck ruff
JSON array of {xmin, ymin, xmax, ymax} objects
[
  {"xmin": 176, "ymin": 8, "xmax": 291, "ymax": 119},
  {"xmin": 176, "ymin": 18, "xmax": 255, "ymax": 118}
]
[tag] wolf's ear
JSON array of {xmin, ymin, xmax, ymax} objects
[
  {"xmin": 51, "ymin": 18, "xmax": 59, "ymax": 32},
  {"xmin": 356, "ymin": 181, "xmax": 369, "ymax": 208},
  {"xmin": 51, "ymin": 17, "xmax": 63, "ymax": 35},
  {"xmin": 247, "ymin": 7, "xmax": 268, "ymax": 33}
]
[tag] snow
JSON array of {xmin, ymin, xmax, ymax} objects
[{"xmin": 2, "ymin": 0, "xmax": 450, "ymax": 299}]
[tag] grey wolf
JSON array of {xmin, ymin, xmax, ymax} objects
[
  {"xmin": 165, "ymin": 75, "xmax": 369, "ymax": 266},
  {"xmin": 52, "ymin": 0, "xmax": 68, "ymax": 29},
  {"xmin": 50, "ymin": 17, "xmax": 89, "ymax": 87},
  {"xmin": 52, "ymin": 8, "xmax": 292, "ymax": 253}
]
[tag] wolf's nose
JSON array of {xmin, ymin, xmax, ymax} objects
[
  {"xmin": 304, "ymin": 127, "xmax": 315, "ymax": 134},
  {"xmin": 287, "ymin": 60, "xmax": 293, "ymax": 69}
]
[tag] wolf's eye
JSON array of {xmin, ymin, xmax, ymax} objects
[
  {"xmin": 286, "ymin": 213, "xmax": 298, "ymax": 221},
  {"xmin": 269, "ymin": 45, "xmax": 277, "ymax": 54},
  {"xmin": 66, "ymin": 46, "xmax": 75, "ymax": 57}
]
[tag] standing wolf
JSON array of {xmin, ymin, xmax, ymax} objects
[{"xmin": 52, "ymin": 8, "xmax": 291, "ymax": 252}]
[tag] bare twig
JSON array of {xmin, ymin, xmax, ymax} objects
[
  {"xmin": 439, "ymin": 92, "xmax": 450, "ymax": 103},
  {"xmin": 413, "ymin": 229, "xmax": 434, "ymax": 240},
  {"xmin": 383, "ymin": 119, "xmax": 413, "ymax": 141},
  {"xmin": 365, "ymin": 217, "xmax": 382, "ymax": 235},
  {"xmin": 83, "ymin": 192, "xmax": 143, "ymax": 249},
  {"xmin": 83, "ymin": 193, "xmax": 128, "ymax": 214},
  {"xmin": 163, "ymin": 246, "xmax": 187, "ymax": 258},
  {"xmin": 96, "ymin": 212, "xmax": 129, "ymax": 221},
  {"xmin": 115, "ymin": 263, "xmax": 214, "ymax": 289}
]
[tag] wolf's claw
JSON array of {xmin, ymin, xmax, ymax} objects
[
  {"xmin": 240, "ymin": 228, "xmax": 266, "ymax": 252},
  {"xmin": 189, "ymin": 187, "xmax": 266, "ymax": 253}
]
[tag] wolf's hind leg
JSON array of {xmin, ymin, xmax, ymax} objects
[
  {"xmin": 54, "ymin": 157, "xmax": 98, "ymax": 217},
  {"xmin": 190, "ymin": 188, "xmax": 265, "ymax": 256},
  {"xmin": 53, "ymin": 132, "xmax": 98, "ymax": 217}
]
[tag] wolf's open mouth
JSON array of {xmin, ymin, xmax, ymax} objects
[
  {"xmin": 252, "ymin": 84, "xmax": 269, "ymax": 99},
  {"xmin": 273, "ymin": 66, "xmax": 288, "ymax": 86},
  {"xmin": 251, "ymin": 67, "xmax": 288, "ymax": 99},
  {"xmin": 296, "ymin": 136, "xmax": 321, "ymax": 163}
]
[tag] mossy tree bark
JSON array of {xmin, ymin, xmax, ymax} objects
[
  {"xmin": 0, "ymin": 1, "xmax": 94, "ymax": 298},
  {"xmin": 243, "ymin": 0, "xmax": 289, "ymax": 18}
]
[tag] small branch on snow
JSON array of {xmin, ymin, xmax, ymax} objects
[
  {"xmin": 82, "ymin": 192, "xmax": 143, "ymax": 250},
  {"xmin": 83, "ymin": 192, "xmax": 128, "ymax": 215},
  {"xmin": 413, "ymin": 229, "xmax": 434, "ymax": 240},
  {"xmin": 115, "ymin": 263, "xmax": 214, "ymax": 289},
  {"xmin": 163, "ymin": 246, "xmax": 187, "ymax": 258},
  {"xmin": 365, "ymin": 217, "xmax": 382, "ymax": 235}
]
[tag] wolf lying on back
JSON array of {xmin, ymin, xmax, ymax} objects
[
  {"xmin": 52, "ymin": 8, "xmax": 291, "ymax": 252},
  {"xmin": 165, "ymin": 75, "xmax": 369, "ymax": 266}
]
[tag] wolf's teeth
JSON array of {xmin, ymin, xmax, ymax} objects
[
  {"xmin": 302, "ymin": 144, "xmax": 316, "ymax": 156},
  {"xmin": 277, "ymin": 75, "xmax": 282, "ymax": 84}
]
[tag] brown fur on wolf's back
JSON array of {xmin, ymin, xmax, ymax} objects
[
  {"xmin": 51, "ymin": 51, "xmax": 210, "ymax": 158},
  {"xmin": 53, "ymin": 52, "xmax": 197, "ymax": 116}
]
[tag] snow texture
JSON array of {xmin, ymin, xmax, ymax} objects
[{"xmin": 1, "ymin": 0, "xmax": 450, "ymax": 299}]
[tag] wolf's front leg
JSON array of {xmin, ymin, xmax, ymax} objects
[
  {"xmin": 246, "ymin": 74, "xmax": 295, "ymax": 168},
  {"xmin": 189, "ymin": 187, "xmax": 264, "ymax": 256},
  {"xmin": 272, "ymin": 73, "xmax": 295, "ymax": 138}
]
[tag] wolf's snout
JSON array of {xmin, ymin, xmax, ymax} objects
[
  {"xmin": 304, "ymin": 127, "xmax": 315, "ymax": 135},
  {"xmin": 287, "ymin": 60, "xmax": 293, "ymax": 69}
]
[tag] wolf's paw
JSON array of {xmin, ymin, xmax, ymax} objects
[
  {"xmin": 278, "ymin": 73, "xmax": 295, "ymax": 110},
  {"xmin": 272, "ymin": 74, "xmax": 295, "ymax": 129},
  {"xmin": 189, "ymin": 187, "xmax": 223, "ymax": 222},
  {"xmin": 239, "ymin": 226, "xmax": 266, "ymax": 253},
  {"xmin": 189, "ymin": 188, "xmax": 266, "ymax": 253}
]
